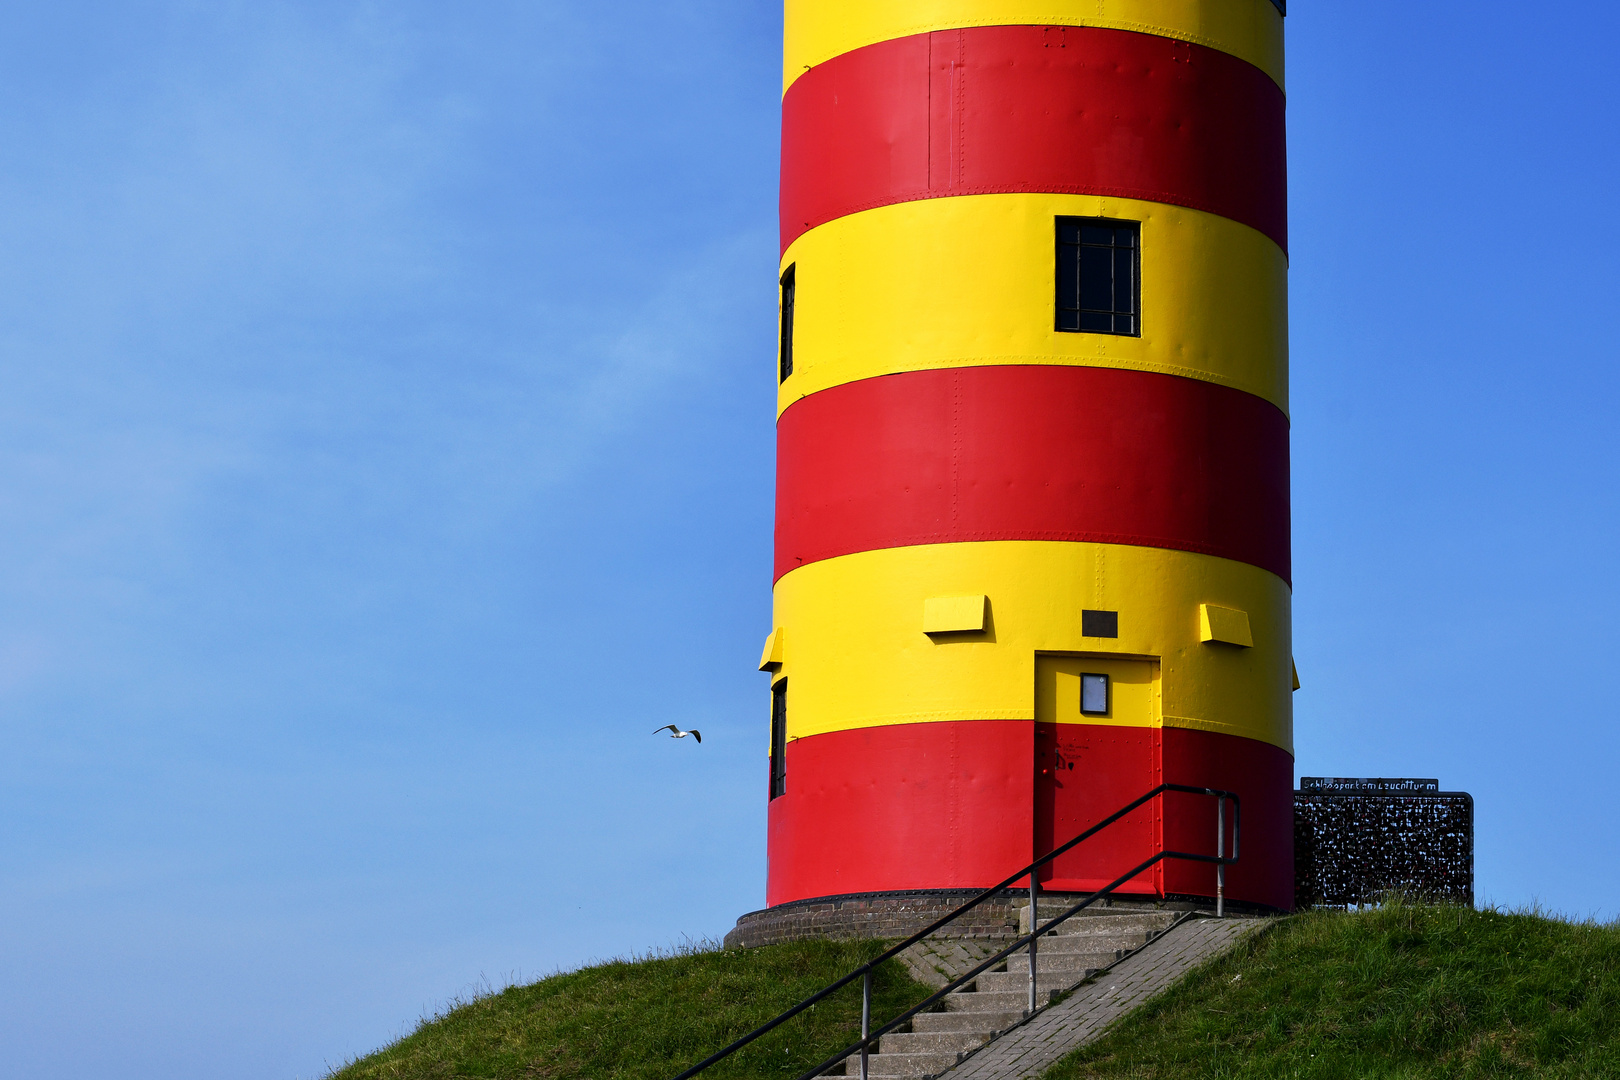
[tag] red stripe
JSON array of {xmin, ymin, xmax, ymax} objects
[
  {"xmin": 780, "ymin": 25, "xmax": 1286, "ymax": 253},
  {"xmin": 774, "ymin": 366, "xmax": 1291, "ymax": 582},
  {"xmin": 769, "ymin": 720, "xmax": 1034, "ymax": 906},
  {"xmin": 767, "ymin": 720, "xmax": 1293, "ymax": 911},
  {"xmin": 1159, "ymin": 726, "xmax": 1294, "ymax": 905}
]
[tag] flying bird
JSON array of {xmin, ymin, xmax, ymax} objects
[{"xmin": 653, "ymin": 724, "xmax": 701, "ymax": 743}]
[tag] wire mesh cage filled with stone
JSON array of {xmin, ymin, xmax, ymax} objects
[{"xmin": 1293, "ymin": 778, "xmax": 1474, "ymax": 909}]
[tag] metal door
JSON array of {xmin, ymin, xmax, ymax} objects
[{"xmin": 1034, "ymin": 654, "xmax": 1162, "ymax": 895}]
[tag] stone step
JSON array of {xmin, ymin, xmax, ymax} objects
[
  {"xmin": 1043, "ymin": 926, "xmax": 1172, "ymax": 939},
  {"xmin": 974, "ymin": 967, "xmax": 1103, "ymax": 994},
  {"xmin": 1028, "ymin": 943, "xmax": 1137, "ymax": 964},
  {"xmin": 1024, "ymin": 911, "xmax": 1178, "ymax": 936},
  {"xmin": 876, "ymin": 1030, "xmax": 991, "ymax": 1056},
  {"xmin": 1020, "ymin": 935, "xmax": 1137, "ymax": 956},
  {"xmin": 910, "ymin": 1009, "xmax": 1026, "ymax": 1033},
  {"xmin": 945, "ymin": 989, "xmax": 1044, "ymax": 1013},
  {"xmin": 1043, "ymin": 926, "xmax": 1172, "ymax": 944},
  {"xmin": 864, "ymin": 1051, "xmax": 963, "ymax": 1077},
  {"xmin": 995, "ymin": 948, "xmax": 1122, "ymax": 972}
]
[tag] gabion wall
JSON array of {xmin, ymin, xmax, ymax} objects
[{"xmin": 1294, "ymin": 778, "xmax": 1474, "ymax": 908}]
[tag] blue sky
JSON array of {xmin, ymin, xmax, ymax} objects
[{"xmin": 0, "ymin": 2, "xmax": 1614, "ymax": 1078}]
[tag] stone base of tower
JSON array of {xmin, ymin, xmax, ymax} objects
[
  {"xmin": 765, "ymin": 720, "xmax": 1294, "ymax": 913},
  {"xmin": 722, "ymin": 889, "xmax": 1277, "ymax": 949}
]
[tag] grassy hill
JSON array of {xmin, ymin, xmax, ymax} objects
[
  {"xmin": 330, "ymin": 902, "xmax": 1620, "ymax": 1080},
  {"xmin": 1047, "ymin": 900, "xmax": 1620, "ymax": 1079},
  {"xmin": 326, "ymin": 938, "xmax": 930, "ymax": 1080}
]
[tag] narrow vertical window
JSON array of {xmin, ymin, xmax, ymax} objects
[
  {"xmin": 1080, "ymin": 673, "xmax": 1110, "ymax": 716},
  {"xmin": 769, "ymin": 679, "xmax": 788, "ymax": 799},
  {"xmin": 778, "ymin": 265, "xmax": 796, "ymax": 383},
  {"xmin": 1056, "ymin": 218, "xmax": 1139, "ymax": 335}
]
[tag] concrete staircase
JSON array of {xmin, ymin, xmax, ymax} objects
[{"xmin": 827, "ymin": 907, "xmax": 1181, "ymax": 1078}]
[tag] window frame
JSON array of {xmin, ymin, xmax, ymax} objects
[
  {"xmin": 778, "ymin": 264, "xmax": 796, "ymax": 383},
  {"xmin": 769, "ymin": 679, "xmax": 788, "ymax": 800},
  {"xmin": 1080, "ymin": 673, "xmax": 1111, "ymax": 716},
  {"xmin": 1054, "ymin": 216, "xmax": 1141, "ymax": 337}
]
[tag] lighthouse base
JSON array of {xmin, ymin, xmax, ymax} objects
[{"xmin": 722, "ymin": 889, "xmax": 1278, "ymax": 949}]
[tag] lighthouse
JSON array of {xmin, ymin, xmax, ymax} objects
[{"xmin": 760, "ymin": 0, "xmax": 1293, "ymax": 913}]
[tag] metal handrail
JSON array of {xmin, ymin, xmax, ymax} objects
[{"xmin": 671, "ymin": 782, "xmax": 1239, "ymax": 1080}]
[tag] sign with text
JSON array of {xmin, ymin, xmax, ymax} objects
[{"xmin": 1298, "ymin": 777, "xmax": 1440, "ymax": 795}]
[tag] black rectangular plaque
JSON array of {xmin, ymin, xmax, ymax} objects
[{"xmin": 1080, "ymin": 609, "xmax": 1118, "ymax": 638}]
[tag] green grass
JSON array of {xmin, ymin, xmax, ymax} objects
[
  {"xmin": 1043, "ymin": 900, "xmax": 1620, "ymax": 1079},
  {"xmin": 326, "ymin": 938, "xmax": 931, "ymax": 1080},
  {"xmin": 328, "ymin": 903, "xmax": 1620, "ymax": 1079}
]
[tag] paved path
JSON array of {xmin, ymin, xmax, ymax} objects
[{"xmin": 940, "ymin": 915, "xmax": 1271, "ymax": 1079}]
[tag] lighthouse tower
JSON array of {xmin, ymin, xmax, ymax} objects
[{"xmin": 760, "ymin": 0, "xmax": 1292, "ymax": 912}]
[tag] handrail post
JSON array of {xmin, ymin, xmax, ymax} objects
[
  {"xmin": 1215, "ymin": 795, "xmax": 1226, "ymax": 918},
  {"xmin": 859, "ymin": 969, "xmax": 871, "ymax": 1080},
  {"xmin": 1027, "ymin": 872, "xmax": 1039, "ymax": 1013}
]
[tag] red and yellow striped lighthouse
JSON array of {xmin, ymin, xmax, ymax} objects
[{"xmin": 760, "ymin": 0, "xmax": 1293, "ymax": 912}]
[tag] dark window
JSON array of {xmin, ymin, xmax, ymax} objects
[
  {"xmin": 770, "ymin": 680, "xmax": 788, "ymax": 800},
  {"xmin": 1056, "ymin": 218, "xmax": 1139, "ymax": 335},
  {"xmin": 779, "ymin": 265, "xmax": 796, "ymax": 382},
  {"xmin": 1081, "ymin": 609, "xmax": 1119, "ymax": 638}
]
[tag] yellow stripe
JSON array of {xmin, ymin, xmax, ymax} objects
[
  {"xmin": 783, "ymin": 0, "xmax": 1285, "ymax": 96},
  {"xmin": 1037, "ymin": 654, "xmax": 1161, "ymax": 728},
  {"xmin": 778, "ymin": 193, "xmax": 1288, "ymax": 416},
  {"xmin": 771, "ymin": 540, "xmax": 1293, "ymax": 752}
]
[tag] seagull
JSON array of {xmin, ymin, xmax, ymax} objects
[{"xmin": 653, "ymin": 724, "xmax": 701, "ymax": 743}]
